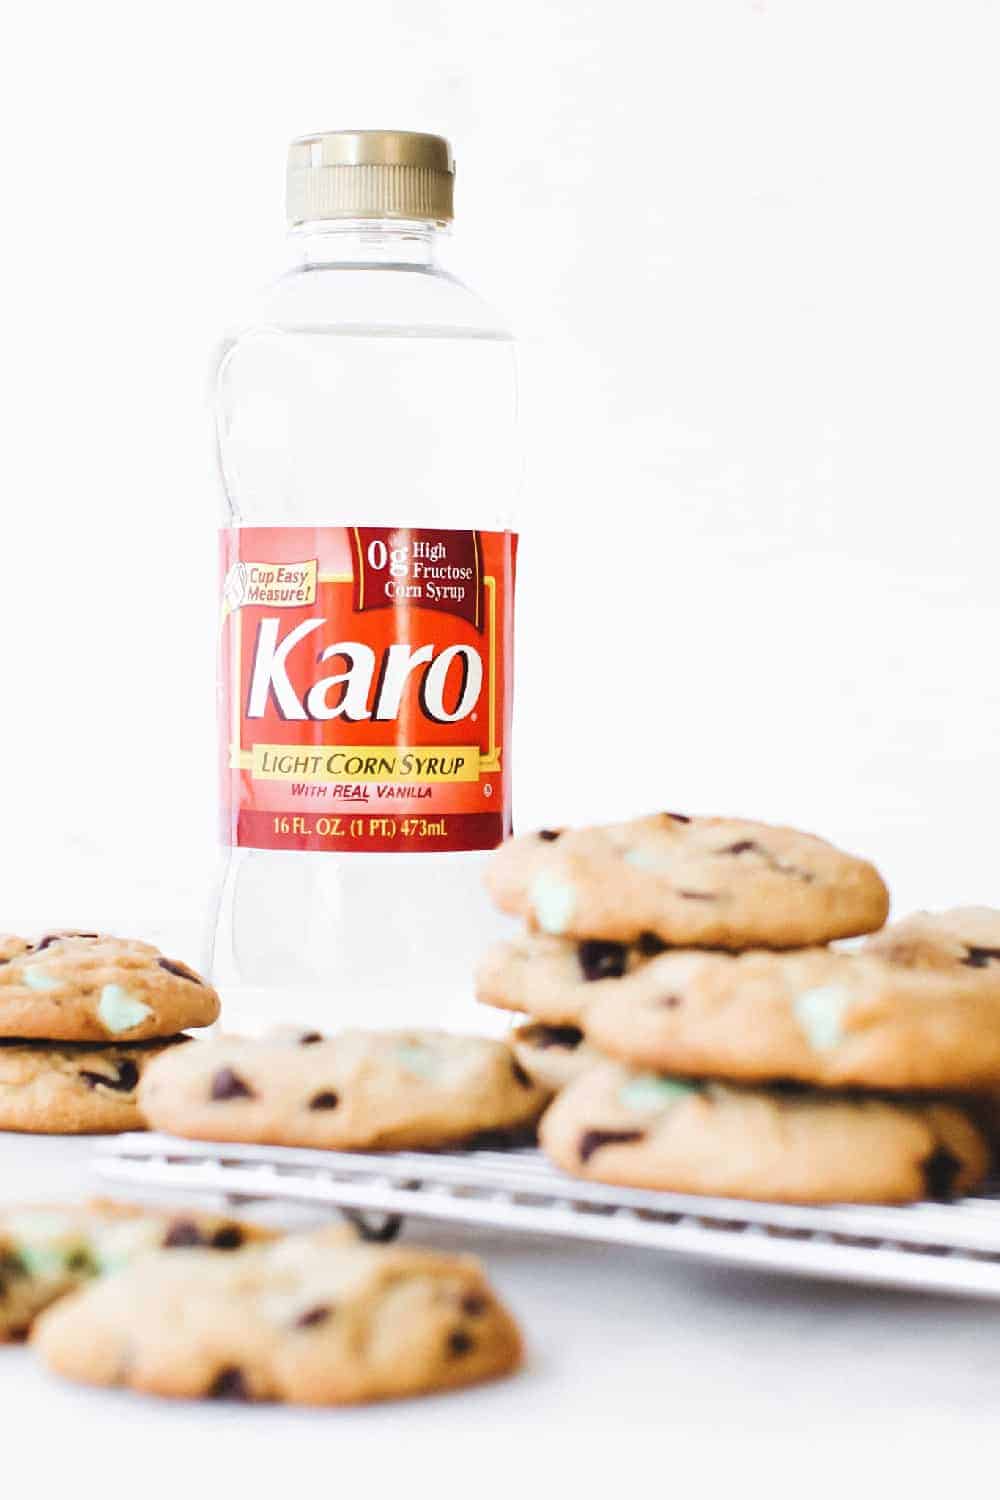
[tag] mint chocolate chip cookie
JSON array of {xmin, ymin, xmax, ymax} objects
[
  {"xmin": 0, "ymin": 1035, "xmax": 189, "ymax": 1134},
  {"xmin": 33, "ymin": 1228, "xmax": 523, "ymax": 1404},
  {"xmin": 476, "ymin": 929, "xmax": 667, "ymax": 1025},
  {"xmin": 486, "ymin": 814, "xmax": 889, "ymax": 949},
  {"xmin": 0, "ymin": 1199, "xmax": 274, "ymax": 1341},
  {"xmin": 540, "ymin": 1062, "xmax": 989, "ymax": 1204},
  {"xmin": 0, "ymin": 932, "xmax": 219, "ymax": 1041},
  {"xmin": 510, "ymin": 1022, "xmax": 598, "ymax": 1094},
  {"xmin": 580, "ymin": 909, "xmax": 1000, "ymax": 1091},
  {"xmin": 139, "ymin": 1029, "xmax": 549, "ymax": 1150},
  {"xmin": 477, "ymin": 930, "xmax": 669, "ymax": 1025},
  {"xmin": 862, "ymin": 906, "xmax": 1000, "ymax": 972}
]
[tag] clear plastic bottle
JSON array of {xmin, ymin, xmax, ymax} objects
[{"xmin": 211, "ymin": 132, "xmax": 518, "ymax": 1033}]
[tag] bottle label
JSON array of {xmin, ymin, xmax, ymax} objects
[{"xmin": 219, "ymin": 526, "xmax": 515, "ymax": 853}]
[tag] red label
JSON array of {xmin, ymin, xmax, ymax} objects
[{"xmin": 219, "ymin": 526, "xmax": 515, "ymax": 853}]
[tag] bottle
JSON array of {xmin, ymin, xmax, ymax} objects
[{"xmin": 211, "ymin": 131, "xmax": 518, "ymax": 1034}]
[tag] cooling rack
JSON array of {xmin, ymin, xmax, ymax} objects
[{"xmin": 95, "ymin": 1133, "xmax": 1000, "ymax": 1300}]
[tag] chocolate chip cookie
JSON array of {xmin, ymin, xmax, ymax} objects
[
  {"xmin": 33, "ymin": 1228, "xmax": 523, "ymax": 1404},
  {"xmin": 580, "ymin": 909, "xmax": 1000, "ymax": 1090},
  {"xmin": 0, "ymin": 1199, "xmax": 274, "ymax": 1341},
  {"xmin": 511, "ymin": 1022, "xmax": 598, "ymax": 1094},
  {"xmin": 477, "ymin": 930, "xmax": 667, "ymax": 1025},
  {"xmin": 486, "ymin": 814, "xmax": 889, "ymax": 949},
  {"xmin": 0, "ymin": 1036, "xmax": 189, "ymax": 1134},
  {"xmin": 139, "ymin": 1029, "xmax": 548, "ymax": 1150},
  {"xmin": 539, "ymin": 1062, "xmax": 989, "ymax": 1204},
  {"xmin": 0, "ymin": 932, "xmax": 219, "ymax": 1041},
  {"xmin": 863, "ymin": 906, "xmax": 1000, "ymax": 972}
]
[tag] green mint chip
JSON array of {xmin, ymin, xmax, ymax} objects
[{"xmin": 618, "ymin": 1075, "xmax": 700, "ymax": 1112}]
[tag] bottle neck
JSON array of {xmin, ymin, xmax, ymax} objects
[{"xmin": 289, "ymin": 218, "xmax": 441, "ymax": 269}]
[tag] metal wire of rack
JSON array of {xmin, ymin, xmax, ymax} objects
[{"xmin": 95, "ymin": 1133, "xmax": 1000, "ymax": 1300}]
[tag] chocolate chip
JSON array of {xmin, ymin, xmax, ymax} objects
[
  {"xmin": 298, "ymin": 1031, "xmax": 324, "ymax": 1045},
  {"xmin": 578, "ymin": 1128, "xmax": 644, "ymax": 1164},
  {"xmin": 158, "ymin": 957, "xmax": 203, "ymax": 984},
  {"xmin": 447, "ymin": 1329, "xmax": 475, "ymax": 1357},
  {"xmin": 164, "ymin": 1220, "xmax": 244, "ymax": 1250},
  {"xmin": 462, "ymin": 1123, "xmax": 539, "ymax": 1151},
  {"xmin": 163, "ymin": 1218, "xmax": 205, "ymax": 1248},
  {"xmin": 679, "ymin": 890, "xmax": 717, "ymax": 901},
  {"xmin": 538, "ymin": 828, "xmax": 562, "ymax": 841},
  {"xmin": 510, "ymin": 1058, "xmax": 534, "ymax": 1089},
  {"xmin": 962, "ymin": 946, "xmax": 1000, "ymax": 969},
  {"xmin": 295, "ymin": 1304, "xmax": 333, "ymax": 1328},
  {"xmin": 309, "ymin": 1090, "xmax": 339, "ymax": 1110},
  {"xmin": 578, "ymin": 940, "xmax": 628, "ymax": 982},
  {"xmin": 725, "ymin": 844, "xmax": 814, "ymax": 882},
  {"xmin": 663, "ymin": 812, "xmax": 691, "ymax": 823},
  {"xmin": 211, "ymin": 1226, "xmax": 244, "ymax": 1250},
  {"xmin": 208, "ymin": 1366, "xmax": 252, "ymax": 1401},
  {"xmin": 461, "ymin": 1293, "xmax": 488, "ymax": 1317},
  {"xmin": 636, "ymin": 932, "xmax": 668, "ymax": 957},
  {"xmin": 0, "ymin": 1260, "xmax": 25, "ymax": 1301},
  {"xmin": 923, "ymin": 1146, "xmax": 963, "ymax": 1202},
  {"xmin": 35, "ymin": 932, "xmax": 98, "ymax": 951},
  {"xmin": 78, "ymin": 1059, "xmax": 140, "ymax": 1093},
  {"xmin": 210, "ymin": 1068, "xmax": 255, "ymax": 1102},
  {"xmin": 0, "ymin": 1251, "xmax": 25, "ymax": 1286},
  {"xmin": 105, "ymin": 1058, "xmax": 138, "ymax": 1092},
  {"xmin": 530, "ymin": 1025, "xmax": 583, "ymax": 1050}
]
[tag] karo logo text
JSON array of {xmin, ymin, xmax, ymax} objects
[{"xmin": 246, "ymin": 617, "xmax": 484, "ymax": 725}]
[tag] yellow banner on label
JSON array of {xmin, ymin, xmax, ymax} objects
[
  {"xmin": 250, "ymin": 745, "xmax": 481, "ymax": 783},
  {"xmin": 238, "ymin": 559, "xmax": 317, "ymax": 608}
]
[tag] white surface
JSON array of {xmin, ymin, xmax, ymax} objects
[
  {"xmin": 3, "ymin": 1133, "xmax": 1000, "ymax": 1489},
  {"xmin": 3, "ymin": 1, "xmax": 1000, "ymax": 1479}
]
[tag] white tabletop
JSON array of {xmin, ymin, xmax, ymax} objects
[{"xmin": 3, "ymin": 1131, "xmax": 1000, "ymax": 1490}]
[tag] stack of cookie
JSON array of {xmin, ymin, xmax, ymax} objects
[
  {"xmin": 0, "ymin": 932, "xmax": 219, "ymax": 1134},
  {"xmin": 477, "ymin": 813, "xmax": 1000, "ymax": 1204}
]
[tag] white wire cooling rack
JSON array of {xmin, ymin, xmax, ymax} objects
[{"xmin": 94, "ymin": 1133, "xmax": 1000, "ymax": 1301}]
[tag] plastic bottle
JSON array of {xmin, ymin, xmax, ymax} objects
[{"xmin": 212, "ymin": 131, "xmax": 518, "ymax": 1032}]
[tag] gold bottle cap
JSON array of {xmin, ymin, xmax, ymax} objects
[{"xmin": 286, "ymin": 130, "xmax": 454, "ymax": 226}]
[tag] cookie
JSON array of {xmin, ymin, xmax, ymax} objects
[
  {"xmin": 33, "ymin": 1228, "xmax": 522, "ymax": 1404},
  {"xmin": 0, "ymin": 1199, "xmax": 274, "ymax": 1341},
  {"xmin": 0, "ymin": 1035, "xmax": 189, "ymax": 1134},
  {"xmin": 0, "ymin": 931, "xmax": 219, "ymax": 1041},
  {"xmin": 581, "ymin": 912, "xmax": 1000, "ymax": 1090},
  {"xmin": 862, "ymin": 906, "xmax": 1000, "ymax": 973},
  {"xmin": 476, "ymin": 930, "xmax": 666, "ymax": 1025},
  {"xmin": 511, "ymin": 1022, "xmax": 599, "ymax": 1093},
  {"xmin": 486, "ymin": 814, "xmax": 889, "ymax": 949},
  {"xmin": 539, "ymin": 1062, "xmax": 989, "ymax": 1204},
  {"xmin": 139, "ymin": 1029, "xmax": 549, "ymax": 1150}
]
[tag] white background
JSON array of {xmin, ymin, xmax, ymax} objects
[
  {"xmin": 3, "ymin": 0, "xmax": 1000, "ymax": 1485},
  {"xmin": 4, "ymin": 0, "xmax": 998, "ymax": 942}
]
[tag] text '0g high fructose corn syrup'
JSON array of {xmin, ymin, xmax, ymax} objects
[{"xmin": 212, "ymin": 132, "xmax": 518, "ymax": 1032}]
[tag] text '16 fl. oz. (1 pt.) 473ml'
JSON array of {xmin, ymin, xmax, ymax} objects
[{"xmin": 212, "ymin": 132, "xmax": 518, "ymax": 1032}]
